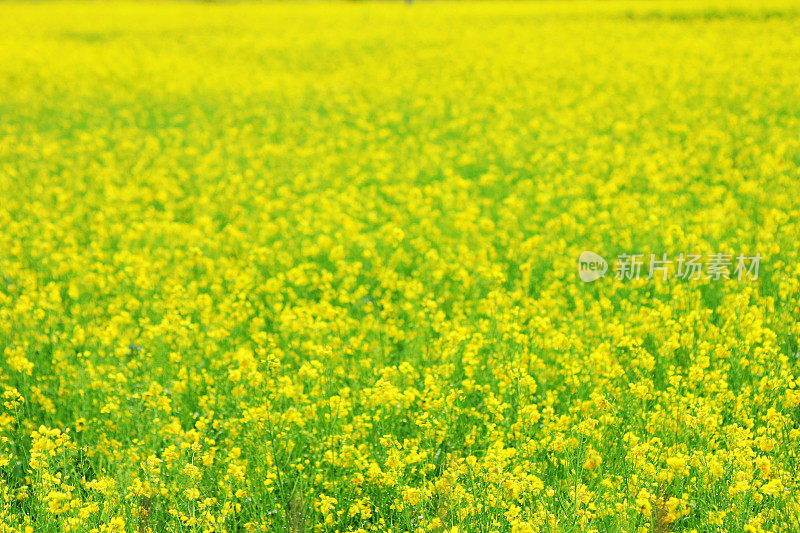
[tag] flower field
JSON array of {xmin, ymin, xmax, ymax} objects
[{"xmin": 2, "ymin": 0, "xmax": 800, "ymax": 531}]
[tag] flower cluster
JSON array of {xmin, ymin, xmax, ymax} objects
[{"xmin": 1, "ymin": 0, "xmax": 800, "ymax": 531}]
